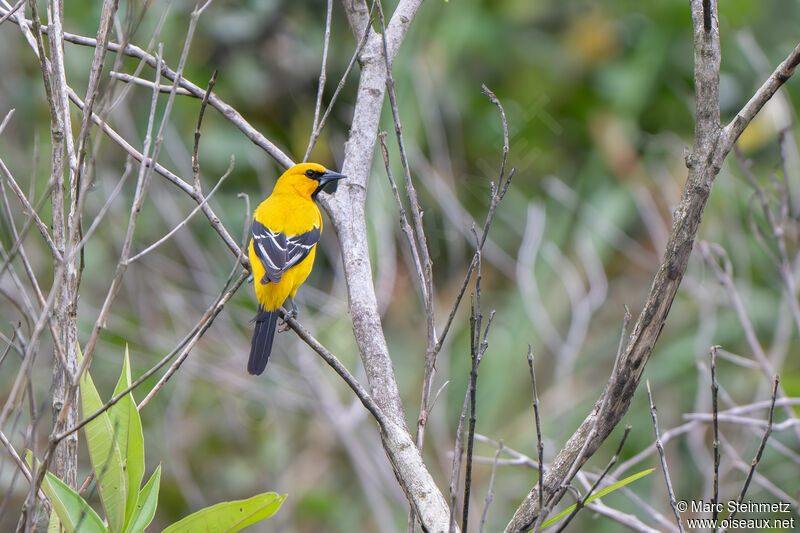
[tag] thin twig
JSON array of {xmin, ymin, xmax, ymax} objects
[
  {"xmin": 479, "ymin": 440, "xmax": 503, "ymax": 533},
  {"xmin": 527, "ymin": 346, "xmax": 545, "ymax": 518},
  {"xmin": 305, "ymin": 1, "xmax": 375, "ymax": 161},
  {"xmin": 192, "ymin": 70, "xmax": 218, "ymax": 192},
  {"xmin": 126, "ymin": 156, "xmax": 234, "ymax": 264},
  {"xmin": 379, "ymin": 132, "xmax": 426, "ymax": 305},
  {"xmin": 432, "ymin": 90, "xmax": 516, "ymax": 470},
  {"xmin": 0, "ymin": 108, "xmax": 14, "ymax": 135},
  {"xmin": 0, "ymin": 428, "xmax": 47, "ymax": 503},
  {"xmin": 73, "ymin": 160, "xmax": 133, "ymax": 253},
  {"xmin": 0, "ymin": 158, "xmax": 63, "ymax": 262},
  {"xmin": 464, "ymin": 309, "xmax": 495, "ymax": 533},
  {"xmin": 303, "ymin": 0, "xmax": 333, "ymax": 162},
  {"xmin": 721, "ymin": 375, "xmax": 780, "ymax": 528},
  {"xmin": 647, "ymin": 381, "xmax": 685, "ymax": 533},
  {"xmin": 109, "ymin": 71, "xmax": 193, "ymax": 95},
  {"xmin": 0, "ymin": 0, "xmax": 24, "ymax": 26},
  {"xmin": 710, "ymin": 345, "xmax": 721, "ymax": 524},
  {"xmin": 139, "ymin": 267, "xmax": 247, "ymax": 409}
]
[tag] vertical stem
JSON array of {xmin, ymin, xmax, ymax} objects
[
  {"xmin": 45, "ymin": 0, "xmax": 79, "ymax": 489},
  {"xmin": 710, "ymin": 346, "xmax": 720, "ymax": 524}
]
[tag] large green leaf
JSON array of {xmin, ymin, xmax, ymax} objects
[
  {"xmin": 160, "ymin": 492, "xmax": 286, "ymax": 533},
  {"xmin": 124, "ymin": 465, "xmax": 161, "ymax": 533},
  {"xmin": 109, "ymin": 346, "xmax": 145, "ymax": 532},
  {"xmin": 539, "ymin": 468, "xmax": 656, "ymax": 530},
  {"xmin": 78, "ymin": 346, "xmax": 127, "ymax": 533},
  {"xmin": 34, "ymin": 462, "xmax": 107, "ymax": 533}
]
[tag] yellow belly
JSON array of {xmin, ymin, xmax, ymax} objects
[
  {"xmin": 248, "ymin": 191, "xmax": 322, "ymax": 311},
  {"xmin": 249, "ymin": 243, "xmax": 316, "ymax": 310}
]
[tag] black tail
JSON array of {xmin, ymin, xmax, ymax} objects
[{"xmin": 248, "ymin": 308, "xmax": 278, "ymax": 375}]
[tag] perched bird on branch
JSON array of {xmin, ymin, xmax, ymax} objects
[{"xmin": 248, "ymin": 162, "xmax": 346, "ymax": 375}]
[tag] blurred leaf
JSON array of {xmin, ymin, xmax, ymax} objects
[
  {"xmin": 47, "ymin": 510, "xmax": 60, "ymax": 533},
  {"xmin": 540, "ymin": 468, "xmax": 656, "ymax": 529},
  {"xmin": 124, "ymin": 464, "xmax": 161, "ymax": 533},
  {"xmin": 79, "ymin": 346, "xmax": 127, "ymax": 533},
  {"xmin": 110, "ymin": 345, "xmax": 145, "ymax": 531},
  {"xmin": 161, "ymin": 492, "xmax": 286, "ymax": 533}
]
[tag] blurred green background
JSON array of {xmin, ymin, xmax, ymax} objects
[{"xmin": 1, "ymin": 0, "xmax": 799, "ymax": 531}]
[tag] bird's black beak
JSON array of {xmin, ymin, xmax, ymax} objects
[{"xmin": 313, "ymin": 170, "xmax": 347, "ymax": 199}]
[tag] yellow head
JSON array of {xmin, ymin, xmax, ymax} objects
[{"xmin": 273, "ymin": 163, "xmax": 346, "ymax": 200}]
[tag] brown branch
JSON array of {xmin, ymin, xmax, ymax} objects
[
  {"xmin": 720, "ymin": 42, "xmax": 800, "ymax": 157},
  {"xmin": 505, "ymin": 1, "xmax": 800, "ymax": 529}
]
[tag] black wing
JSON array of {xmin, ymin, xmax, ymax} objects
[{"xmin": 251, "ymin": 219, "xmax": 320, "ymax": 284}]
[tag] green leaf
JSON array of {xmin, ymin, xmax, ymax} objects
[
  {"xmin": 539, "ymin": 468, "xmax": 656, "ymax": 530},
  {"xmin": 124, "ymin": 465, "xmax": 161, "ymax": 533},
  {"xmin": 25, "ymin": 450, "xmax": 101, "ymax": 533},
  {"xmin": 109, "ymin": 345, "xmax": 145, "ymax": 532},
  {"xmin": 47, "ymin": 509, "xmax": 61, "ymax": 533},
  {"xmin": 39, "ymin": 468, "xmax": 107, "ymax": 533},
  {"xmin": 78, "ymin": 346, "xmax": 127, "ymax": 533},
  {"xmin": 161, "ymin": 492, "xmax": 286, "ymax": 533}
]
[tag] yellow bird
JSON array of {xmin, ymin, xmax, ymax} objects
[{"xmin": 248, "ymin": 162, "xmax": 346, "ymax": 375}]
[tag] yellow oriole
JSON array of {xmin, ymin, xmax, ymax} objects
[{"xmin": 247, "ymin": 162, "xmax": 346, "ymax": 375}]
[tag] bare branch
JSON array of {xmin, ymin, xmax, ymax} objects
[
  {"xmin": 647, "ymin": 381, "xmax": 685, "ymax": 533},
  {"xmin": 479, "ymin": 440, "xmax": 503, "ymax": 533},
  {"xmin": 0, "ymin": 158, "xmax": 63, "ymax": 262},
  {"xmin": 305, "ymin": 1, "xmax": 374, "ymax": 161},
  {"xmin": 710, "ymin": 345, "xmax": 721, "ymax": 524},
  {"xmin": 721, "ymin": 43, "xmax": 800, "ymax": 156},
  {"xmin": 192, "ymin": 70, "xmax": 218, "ymax": 192},
  {"xmin": 303, "ymin": 0, "xmax": 333, "ymax": 162},
  {"xmin": 505, "ymin": 2, "xmax": 800, "ymax": 527},
  {"xmin": 108, "ymin": 71, "xmax": 193, "ymax": 95},
  {"xmin": 526, "ymin": 346, "xmax": 544, "ymax": 519}
]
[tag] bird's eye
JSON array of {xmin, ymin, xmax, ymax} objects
[{"xmin": 305, "ymin": 169, "xmax": 316, "ymax": 178}]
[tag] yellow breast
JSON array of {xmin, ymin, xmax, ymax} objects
[{"xmin": 249, "ymin": 192, "xmax": 322, "ymax": 311}]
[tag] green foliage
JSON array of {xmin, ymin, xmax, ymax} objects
[
  {"xmin": 160, "ymin": 493, "xmax": 287, "ymax": 533},
  {"xmin": 28, "ymin": 346, "xmax": 286, "ymax": 533},
  {"xmin": 78, "ymin": 345, "xmax": 127, "ymax": 533}
]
